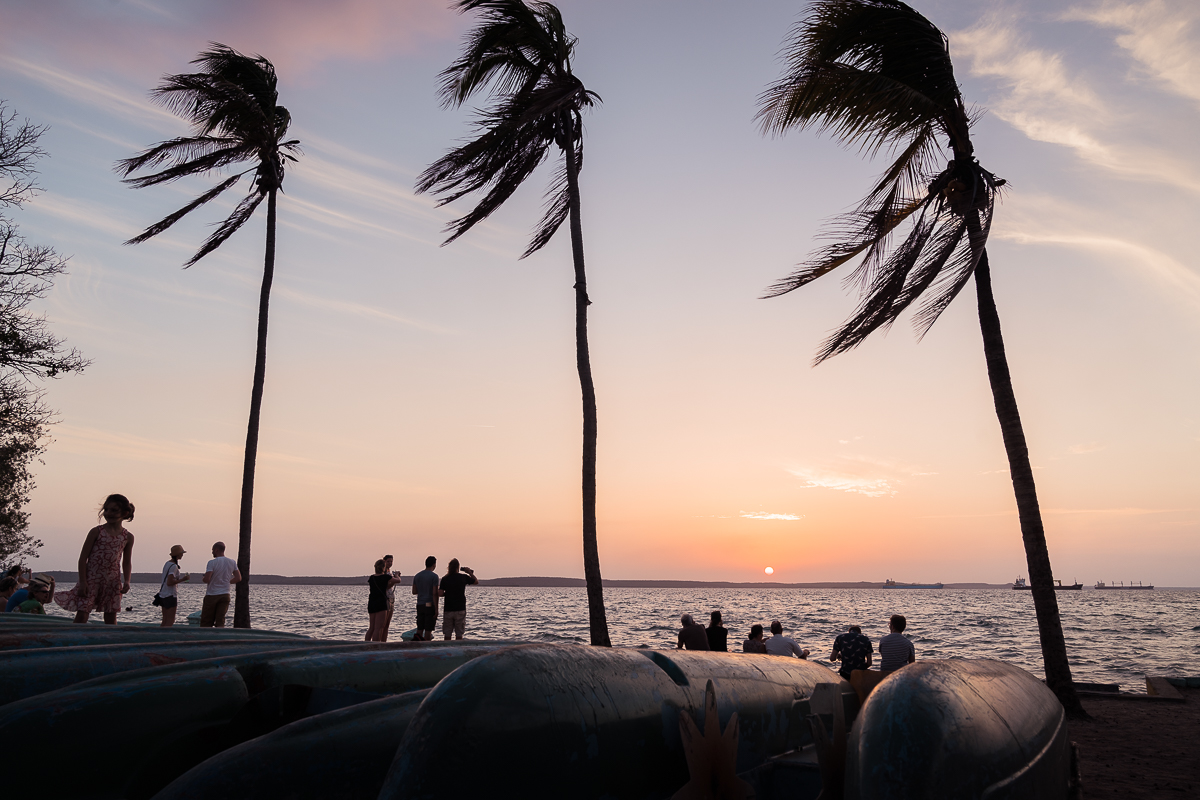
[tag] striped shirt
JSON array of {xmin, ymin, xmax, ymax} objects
[{"xmin": 878, "ymin": 632, "xmax": 915, "ymax": 671}]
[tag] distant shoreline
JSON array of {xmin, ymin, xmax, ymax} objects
[
  {"xmin": 39, "ymin": 571, "xmax": 1190, "ymax": 589},
  {"xmin": 38, "ymin": 571, "xmax": 1009, "ymax": 589}
]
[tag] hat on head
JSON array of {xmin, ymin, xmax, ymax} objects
[
  {"xmin": 170, "ymin": 545, "xmax": 186, "ymax": 558},
  {"xmin": 28, "ymin": 573, "xmax": 54, "ymax": 590}
]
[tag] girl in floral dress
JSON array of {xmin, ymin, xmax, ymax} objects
[{"xmin": 55, "ymin": 494, "xmax": 136, "ymax": 624}]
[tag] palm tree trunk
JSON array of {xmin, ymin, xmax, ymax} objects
[
  {"xmin": 233, "ymin": 187, "xmax": 276, "ymax": 629},
  {"xmin": 562, "ymin": 113, "xmax": 610, "ymax": 647},
  {"xmin": 974, "ymin": 249, "xmax": 1084, "ymax": 717}
]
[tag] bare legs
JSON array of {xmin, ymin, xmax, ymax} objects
[{"xmin": 366, "ymin": 610, "xmax": 387, "ymax": 642}]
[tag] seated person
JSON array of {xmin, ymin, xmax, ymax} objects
[
  {"xmin": 830, "ymin": 624, "xmax": 873, "ymax": 680},
  {"xmin": 764, "ymin": 620, "xmax": 810, "ymax": 658},
  {"xmin": 0, "ymin": 576, "xmax": 17, "ymax": 611},
  {"xmin": 705, "ymin": 610, "xmax": 728, "ymax": 652},
  {"xmin": 742, "ymin": 623, "xmax": 767, "ymax": 654},
  {"xmin": 676, "ymin": 613, "xmax": 710, "ymax": 650},
  {"xmin": 878, "ymin": 614, "xmax": 916, "ymax": 673},
  {"xmin": 13, "ymin": 574, "xmax": 54, "ymax": 614}
]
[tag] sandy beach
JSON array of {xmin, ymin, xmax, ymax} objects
[{"xmin": 1070, "ymin": 685, "xmax": 1199, "ymax": 797}]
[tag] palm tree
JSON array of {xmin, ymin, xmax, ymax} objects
[
  {"xmin": 757, "ymin": 0, "xmax": 1084, "ymax": 716},
  {"xmin": 117, "ymin": 44, "xmax": 299, "ymax": 629},
  {"xmin": 416, "ymin": 0, "xmax": 610, "ymax": 646}
]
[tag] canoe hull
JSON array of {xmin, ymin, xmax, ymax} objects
[
  {"xmin": 381, "ymin": 644, "xmax": 844, "ymax": 799},
  {"xmin": 845, "ymin": 659, "xmax": 1070, "ymax": 799}
]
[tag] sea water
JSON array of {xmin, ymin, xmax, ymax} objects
[{"xmin": 47, "ymin": 584, "xmax": 1200, "ymax": 691}]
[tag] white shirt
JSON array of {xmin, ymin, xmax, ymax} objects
[
  {"xmin": 765, "ymin": 635, "xmax": 807, "ymax": 658},
  {"xmin": 205, "ymin": 556, "xmax": 237, "ymax": 595},
  {"xmin": 160, "ymin": 561, "xmax": 180, "ymax": 598}
]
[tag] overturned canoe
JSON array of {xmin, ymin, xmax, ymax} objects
[
  {"xmin": 3, "ymin": 642, "xmax": 519, "ymax": 799},
  {"xmin": 845, "ymin": 659, "xmax": 1070, "ymax": 799},
  {"xmin": 0, "ymin": 624, "xmax": 307, "ymax": 651},
  {"xmin": 0, "ymin": 639, "xmax": 357, "ymax": 705},
  {"xmin": 154, "ymin": 689, "xmax": 431, "ymax": 800},
  {"xmin": 381, "ymin": 644, "xmax": 845, "ymax": 799}
]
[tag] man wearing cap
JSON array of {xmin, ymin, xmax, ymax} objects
[
  {"xmin": 159, "ymin": 545, "xmax": 191, "ymax": 626},
  {"xmin": 11, "ymin": 574, "xmax": 55, "ymax": 614},
  {"xmin": 830, "ymin": 624, "xmax": 873, "ymax": 680},
  {"xmin": 201, "ymin": 541, "xmax": 241, "ymax": 627}
]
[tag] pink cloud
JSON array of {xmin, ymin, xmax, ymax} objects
[{"xmin": 0, "ymin": 1, "xmax": 460, "ymax": 81}]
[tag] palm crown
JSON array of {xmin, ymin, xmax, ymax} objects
[
  {"xmin": 116, "ymin": 44, "xmax": 299, "ymax": 266},
  {"xmin": 416, "ymin": 0, "xmax": 600, "ymax": 257},
  {"xmin": 757, "ymin": 0, "xmax": 1004, "ymax": 362}
]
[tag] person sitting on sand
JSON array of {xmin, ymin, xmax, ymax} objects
[
  {"xmin": 676, "ymin": 613, "xmax": 710, "ymax": 650},
  {"xmin": 742, "ymin": 624, "xmax": 767, "ymax": 654},
  {"xmin": 764, "ymin": 620, "xmax": 810, "ymax": 658},
  {"xmin": 706, "ymin": 610, "xmax": 728, "ymax": 652},
  {"xmin": 831, "ymin": 624, "xmax": 873, "ymax": 680},
  {"xmin": 878, "ymin": 614, "xmax": 915, "ymax": 673}
]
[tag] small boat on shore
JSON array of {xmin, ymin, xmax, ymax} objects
[
  {"xmin": 1012, "ymin": 577, "xmax": 1082, "ymax": 590},
  {"xmin": 1094, "ymin": 581, "xmax": 1153, "ymax": 590},
  {"xmin": 882, "ymin": 579, "xmax": 944, "ymax": 589}
]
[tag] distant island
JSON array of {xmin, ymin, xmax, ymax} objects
[{"xmin": 41, "ymin": 571, "xmax": 1007, "ymax": 589}]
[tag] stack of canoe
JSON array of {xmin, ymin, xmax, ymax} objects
[{"xmin": 2, "ymin": 614, "xmax": 1072, "ymax": 799}]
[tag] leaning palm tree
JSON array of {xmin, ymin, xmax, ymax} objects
[
  {"xmin": 757, "ymin": 0, "xmax": 1084, "ymax": 715},
  {"xmin": 416, "ymin": 0, "xmax": 610, "ymax": 646},
  {"xmin": 117, "ymin": 44, "xmax": 299, "ymax": 629}
]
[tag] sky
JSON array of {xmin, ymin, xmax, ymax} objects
[{"xmin": 1, "ymin": 0, "xmax": 1197, "ymax": 585}]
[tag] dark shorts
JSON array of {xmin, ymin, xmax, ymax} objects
[
  {"xmin": 158, "ymin": 594, "xmax": 178, "ymax": 609},
  {"xmin": 416, "ymin": 604, "xmax": 438, "ymax": 631}
]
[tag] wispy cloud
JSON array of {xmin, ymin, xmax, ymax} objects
[
  {"xmin": 274, "ymin": 285, "xmax": 454, "ymax": 335},
  {"xmin": 1068, "ymin": 442, "xmax": 1106, "ymax": 454},
  {"xmin": 920, "ymin": 507, "xmax": 1177, "ymax": 518},
  {"xmin": 786, "ymin": 453, "xmax": 935, "ymax": 497},
  {"xmin": 1066, "ymin": 0, "xmax": 1200, "ymax": 104},
  {"xmin": 951, "ymin": 14, "xmax": 1200, "ymax": 193},
  {"xmin": 740, "ymin": 511, "xmax": 804, "ymax": 521}
]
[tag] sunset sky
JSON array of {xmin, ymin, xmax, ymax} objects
[{"xmin": 2, "ymin": 0, "xmax": 1197, "ymax": 585}]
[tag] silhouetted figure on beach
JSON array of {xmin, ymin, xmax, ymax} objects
[
  {"xmin": 706, "ymin": 610, "xmax": 728, "ymax": 652},
  {"xmin": 878, "ymin": 614, "xmax": 916, "ymax": 673},
  {"xmin": 440, "ymin": 559, "xmax": 478, "ymax": 640},
  {"xmin": 156, "ymin": 544, "xmax": 190, "ymax": 627},
  {"xmin": 366, "ymin": 559, "xmax": 401, "ymax": 642},
  {"xmin": 55, "ymin": 494, "xmax": 136, "ymax": 624},
  {"xmin": 412, "ymin": 556, "xmax": 441, "ymax": 641},
  {"xmin": 742, "ymin": 623, "xmax": 767, "ymax": 654},
  {"xmin": 676, "ymin": 613, "xmax": 710, "ymax": 650},
  {"xmin": 765, "ymin": 620, "xmax": 810, "ymax": 658},
  {"xmin": 381, "ymin": 555, "xmax": 398, "ymax": 641},
  {"xmin": 201, "ymin": 541, "xmax": 241, "ymax": 628},
  {"xmin": 831, "ymin": 624, "xmax": 873, "ymax": 680}
]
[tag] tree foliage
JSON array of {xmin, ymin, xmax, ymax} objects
[
  {"xmin": 0, "ymin": 102, "xmax": 88, "ymax": 569},
  {"xmin": 756, "ymin": 0, "xmax": 1004, "ymax": 363}
]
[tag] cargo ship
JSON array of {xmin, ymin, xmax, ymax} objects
[
  {"xmin": 1094, "ymin": 581, "xmax": 1153, "ymax": 590},
  {"xmin": 883, "ymin": 579, "xmax": 944, "ymax": 589},
  {"xmin": 1012, "ymin": 577, "xmax": 1083, "ymax": 590}
]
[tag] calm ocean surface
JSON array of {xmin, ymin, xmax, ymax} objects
[{"xmin": 48, "ymin": 584, "xmax": 1200, "ymax": 692}]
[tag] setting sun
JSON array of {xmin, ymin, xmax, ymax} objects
[{"xmin": 764, "ymin": 566, "xmax": 774, "ymax": 575}]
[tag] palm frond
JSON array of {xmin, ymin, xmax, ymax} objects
[
  {"xmin": 123, "ymin": 174, "xmax": 242, "ymax": 246},
  {"xmin": 522, "ymin": 137, "xmax": 576, "ymax": 258},
  {"xmin": 184, "ymin": 190, "xmax": 265, "ymax": 268},
  {"xmin": 114, "ymin": 135, "xmax": 241, "ymax": 177},
  {"xmin": 118, "ymin": 144, "xmax": 257, "ymax": 188}
]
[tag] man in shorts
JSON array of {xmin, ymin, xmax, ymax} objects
[
  {"xmin": 411, "ymin": 556, "xmax": 441, "ymax": 641},
  {"xmin": 201, "ymin": 541, "xmax": 241, "ymax": 628},
  {"xmin": 439, "ymin": 559, "xmax": 478, "ymax": 640}
]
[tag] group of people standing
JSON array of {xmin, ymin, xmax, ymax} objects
[
  {"xmin": 676, "ymin": 609, "xmax": 917, "ymax": 677},
  {"xmin": 1, "ymin": 493, "xmax": 243, "ymax": 628},
  {"xmin": 365, "ymin": 554, "xmax": 479, "ymax": 643}
]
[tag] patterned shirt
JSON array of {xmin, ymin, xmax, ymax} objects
[{"xmin": 832, "ymin": 631, "xmax": 873, "ymax": 676}]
